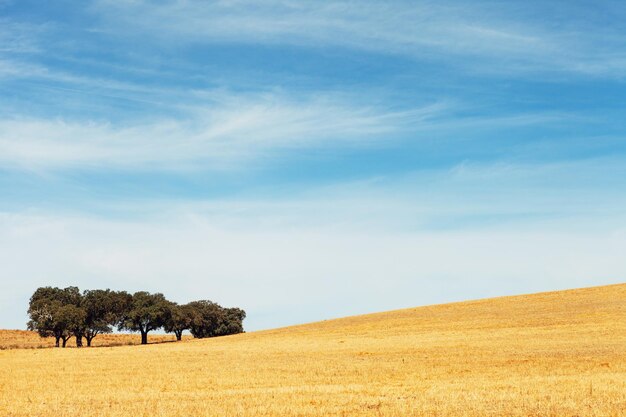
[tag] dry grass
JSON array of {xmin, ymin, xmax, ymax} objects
[
  {"xmin": 0, "ymin": 330, "xmax": 189, "ymax": 350},
  {"xmin": 1, "ymin": 283, "xmax": 625, "ymax": 416}
]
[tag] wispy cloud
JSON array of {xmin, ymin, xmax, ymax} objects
[
  {"xmin": 0, "ymin": 18, "xmax": 43, "ymax": 54},
  {"xmin": 170, "ymin": 157, "xmax": 626, "ymax": 232},
  {"xmin": 0, "ymin": 57, "xmax": 45, "ymax": 79},
  {"xmin": 1, "ymin": 0, "xmax": 625, "ymax": 333},
  {"xmin": 0, "ymin": 92, "xmax": 448, "ymax": 170},
  {"xmin": 91, "ymin": 0, "xmax": 626, "ymax": 77},
  {"xmin": 0, "ymin": 89, "xmax": 583, "ymax": 172}
]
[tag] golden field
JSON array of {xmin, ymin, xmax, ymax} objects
[
  {"xmin": 0, "ymin": 283, "xmax": 624, "ymax": 417},
  {"xmin": 0, "ymin": 330, "xmax": 188, "ymax": 350}
]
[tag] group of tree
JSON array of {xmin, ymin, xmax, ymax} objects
[{"xmin": 27, "ymin": 287, "xmax": 245, "ymax": 347}]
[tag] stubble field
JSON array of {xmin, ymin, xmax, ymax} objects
[
  {"xmin": 0, "ymin": 283, "xmax": 624, "ymax": 416},
  {"xmin": 0, "ymin": 330, "xmax": 188, "ymax": 350}
]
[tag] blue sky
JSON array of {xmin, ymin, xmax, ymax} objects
[{"xmin": 1, "ymin": 0, "xmax": 625, "ymax": 331}]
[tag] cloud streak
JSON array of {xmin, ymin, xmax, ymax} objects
[
  {"xmin": 92, "ymin": 0, "xmax": 626, "ymax": 77},
  {"xmin": 1, "ymin": 1, "xmax": 625, "ymax": 333},
  {"xmin": 0, "ymin": 85, "xmax": 584, "ymax": 173},
  {"xmin": 0, "ymin": 91, "xmax": 448, "ymax": 170}
]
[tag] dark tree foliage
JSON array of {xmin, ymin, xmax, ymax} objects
[
  {"xmin": 81, "ymin": 289, "xmax": 132, "ymax": 346},
  {"xmin": 187, "ymin": 301, "xmax": 246, "ymax": 339},
  {"xmin": 217, "ymin": 307, "xmax": 246, "ymax": 336},
  {"xmin": 163, "ymin": 303, "xmax": 193, "ymax": 341},
  {"xmin": 119, "ymin": 292, "xmax": 171, "ymax": 345},
  {"xmin": 27, "ymin": 287, "xmax": 62, "ymax": 346},
  {"xmin": 61, "ymin": 304, "xmax": 87, "ymax": 348},
  {"xmin": 60, "ymin": 287, "xmax": 84, "ymax": 347},
  {"xmin": 27, "ymin": 286, "xmax": 82, "ymax": 348},
  {"xmin": 27, "ymin": 286, "xmax": 244, "ymax": 347},
  {"xmin": 187, "ymin": 300, "xmax": 223, "ymax": 338}
]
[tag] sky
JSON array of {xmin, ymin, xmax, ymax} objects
[{"xmin": 1, "ymin": 0, "xmax": 625, "ymax": 331}]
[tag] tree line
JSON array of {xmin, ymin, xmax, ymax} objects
[{"xmin": 27, "ymin": 287, "xmax": 245, "ymax": 347}]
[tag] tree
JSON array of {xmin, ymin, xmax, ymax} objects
[
  {"xmin": 27, "ymin": 287, "xmax": 60, "ymax": 346},
  {"xmin": 61, "ymin": 304, "xmax": 87, "ymax": 348},
  {"xmin": 119, "ymin": 292, "xmax": 171, "ymax": 345},
  {"xmin": 163, "ymin": 303, "xmax": 193, "ymax": 341},
  {"xmin": 58, "ymin": 287, "xmax": 84, "ymax": 347},
  {"xmin": 187, "ymin": 300, "xmax": 224, "ymax": 338},
  {"xmin": 27, "ymin": 286, "xmax": 82, "ymax": 348},
  {"xmin": 81, "ymin": 289, "xmax": 132, "ymax": 347},
  {"xmin": 27, "ymin": 286, "xmax": 245, "ymax": 347},
  {"xmin": 216, "ymin": 307, "xmax": 246, "ymax": 336},
  {"xmin": 186, "ymin": 301, "xmax": 245, "ymax": 338}
]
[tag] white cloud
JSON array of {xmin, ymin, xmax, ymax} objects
[
  {"xmin": 91, "ymin": 0, "xmax": 626, "ymax": 77},
  {"xmin": 0, "ymin": 92, "xmax": 446, "ymax": 170},
  {"xmin": 1, "ymin": 1, "xmax": 625, "ymax": 335},
  {"xmin": 0, "ymin": 18, "xmax": 43, "ymax": 54},
  {"xmin": 0, "ymin": 85, "xmax": 581, "ymax": 172},
  {"xmin": 0, "ymin": 58, "xmax": 44, "ymax": 78}
]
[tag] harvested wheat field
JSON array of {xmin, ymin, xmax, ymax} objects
[
  {"xmin": 1, "ymin": 283, "xmax": 625, "ymax": 417},
  {"xmin": 0, "ymin": 330, "xmax": 189, "ymax": 350}
]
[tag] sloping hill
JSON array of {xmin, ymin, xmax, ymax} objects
[{"xmin": 1, "ymin": 283, "xmax": 624, "ymax": 416}]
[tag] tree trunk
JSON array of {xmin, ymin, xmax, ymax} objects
[
  {"xmin": 62, "ymin": 337, "xmax": 68, "ymax": 348},
  {"xmin": 175, "ymin": 330, "xmax": 182, "ymax": 341},
  {"xmin": 55, "ymin": 336, "xmax": 60, "ymax": 348},
  {"xmin": 75, "ymin": 334, "xmax": 83, "ymax": 347},
  {"xmin": 141, "ymin": 331, "xmax": 148, "ymax": 345},
  {"xmin": 86, "ymin": 336, "xmax": 93, "ymax": 347}
]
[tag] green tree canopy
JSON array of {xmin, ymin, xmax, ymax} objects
[
  {"xmin": 81, "ymin": 289, "xmax": 132, "ymax": 346},
  {"xmin": 186, "ymin": 301, "xmax": 245, "ymax": 339},
  {"xmin": 163, "ymin": 303, "xmax": 194, "ymax": 341},
  {"xmin": 187, "ymin": 300, "xmax": 223, "ymax": 338},
  {"xmin": 27, "ymin": 286, "xmax": 83, "ymax": 347},
  {"xmin": 217, "ymin": 307, "xmax": 246, "ymax": 336},
  {"xmin": 119, "ymin": 291, "xmax": 171, "ymax": 344},
  {"xmin": 27, "ymin": 286, "xmax": 244, "ymax": 347}
]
